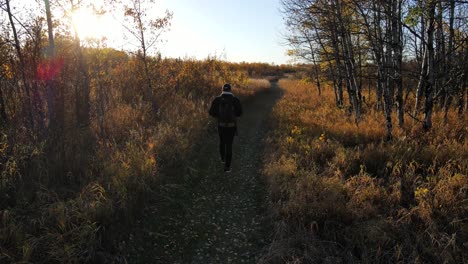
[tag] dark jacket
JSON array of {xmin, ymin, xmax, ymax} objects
[{"xmin": 209, "ymin": 92, "xmax": 242, "ymax": 126}]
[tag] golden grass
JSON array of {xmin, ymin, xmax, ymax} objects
[
  {"xmin": 261, "ymin": 78, "xmax": 467, "ymax": 263},
  {"xmin": 0, "ymin": 57, "xmax": 274, "ymax": 262},
  {"xmin": 247, "ymin": 78, "xmax": 271, "ymax": 90}
]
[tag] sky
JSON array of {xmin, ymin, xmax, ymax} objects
[
  {"xmin": 157, "ymin": 0, "xmax": 290, "ymax": 64},
  {"xmin": 2, "ymin": 0, "xmax": 290, "ymax": 64}
]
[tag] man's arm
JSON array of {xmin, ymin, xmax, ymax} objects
[
  {"xmin": 234, "ymin": 97, "xmax": 242, "ymax": 117},
  {"xmin": 209, "ymin": 98, "xmax": 218, "ymax": 118}
]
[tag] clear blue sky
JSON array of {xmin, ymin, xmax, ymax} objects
[{"xmin": 158, "ymin": 0, "xmax": 290, "ymax": 64}]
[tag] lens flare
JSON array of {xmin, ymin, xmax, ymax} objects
[{"xmin": 71, "ymin": 8, "xmax": 111, "ymax": 40}]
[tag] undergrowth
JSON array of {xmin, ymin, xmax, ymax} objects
[
  {"xmin": 260, "ymin": 79, "xmax": 467, "ymax": 264},
  {"xmin": 0, "ymin": 56, "xmax": 275, "ymax": 263}
]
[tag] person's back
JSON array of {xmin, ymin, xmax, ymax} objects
[{"xmin": 209, "ymin": 83, "xmax": 242, "ymax": 172}]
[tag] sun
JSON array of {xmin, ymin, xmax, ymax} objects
[{"xmin": 71, "ymin": 8, "xmax": 112, "ymax": 40}]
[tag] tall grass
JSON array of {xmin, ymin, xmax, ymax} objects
[
  {"xmin": 0, "ymin": 54, "xmax": 274, "ymax": 263},
  {"xmin": 260, "ymin": 79, "xmax": 467, "ymax": 263}
]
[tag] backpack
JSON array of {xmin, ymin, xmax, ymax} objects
[{"xmin": 218, "ymin": 97, "xmax": 236, "ymax": 124}]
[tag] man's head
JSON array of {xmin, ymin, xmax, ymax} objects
[{"xmin": 222, "ymin": 83, "xmax": 232, "ymax": 92}]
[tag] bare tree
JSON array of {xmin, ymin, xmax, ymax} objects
[
  {"xmin": 282, "ymin": 0, "xmax": 467, "ymax": 137},
  {"xmin": 443, "ymin": 0, "xmax": 456, "ymax": 123},
  {"xmin": 285, "ymin": 21, "xmax": 322, "ymax": 95},
  {"xmin": 334, "ymin": 0, "xmax": 361, "ymax": 123},
  {"xmin": 393, "ymin": 0, "xmax": 404, "ymax": 127},
  {"xmin": 422, "ymin": 0, "xmax": 436, "ymax": 130},
  {"xmin": 4, "ymin": 0, "xmax": 34, "ymax": 129},
  {"xmin": 43, "ymin": 0, "xmax": 63, "ymax": 134},
  {"xmin": 282, "ymin": 0, "xmax": 346, "ymax": 106},
  {"xmin": 122, "ymin": 0, "xmax": 172, "ymax": 111}
]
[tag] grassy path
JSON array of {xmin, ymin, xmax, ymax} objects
[{"xmin": 124, "ymin": 82, "xmax": 282, "ymax": 263}]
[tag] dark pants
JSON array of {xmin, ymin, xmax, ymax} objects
[{"xmin": 218, "ymin": 126, "xmax": 236, "ymax": 168}]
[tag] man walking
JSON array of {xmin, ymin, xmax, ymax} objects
[{"xmin": 209, "ymin": 83, "xmax": 242, "ymax": 173}]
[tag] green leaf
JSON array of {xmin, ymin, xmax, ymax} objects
[{"xmin": 404, "ymin": 6, "xmax": 422, "ymax": 27}]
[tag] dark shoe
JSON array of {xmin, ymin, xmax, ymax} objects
[{"xmin": 224, "ymin": 167, "xmax": 231, "ymax": 173}]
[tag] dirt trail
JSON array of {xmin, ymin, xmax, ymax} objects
[{"xmin": 124, "ymin": 82, "xmax": 282, "ymax": 263}]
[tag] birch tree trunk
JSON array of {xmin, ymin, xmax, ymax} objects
[
  {"xmin": 434, "ymin": 1, "xmax": 445, "ymax": 104},
  {"xmin": 330, "ymin": 25, "xmax": 344, "ymax": 107},
  {"xmin": 311, "ymin": 51, "xmax": 321, "ymax": 96},
  {"xmin": 335, "ymin": 0, "xmax": 360, "ymax": 123},
  {"xmin": 443, "ymin": 0, "xmax": 455, "ymax": 123},
  {"xmin": 414, "ymin": 47, "xmax": 427, "ymax": 116},
  {"xmin": 357, "ymin": 34, "xmax": 363, "ymax": 102},
  {"xmin": 414, "ymin": 0, "xmax": 427, "ymax": 117},
  {"xmin": 394, "ymin": 0, "xmax": 404, "ymax": 127},
  {"xmin": 423, "ymin": 0, "xmax": 436, "ymax": 130},
  {"xmin": 303, "ymin": 30, "xmax": 321, "ymax": 96}
]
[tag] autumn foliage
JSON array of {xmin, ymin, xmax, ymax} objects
[
  {"xmin": 0, "ymin": 41, "xmax": 279, "ymax": 262},
  {"xmin": 260, "ymin": 79, "xmax": 467, "ymax": 263}
]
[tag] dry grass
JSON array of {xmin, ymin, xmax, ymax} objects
[
  {"xmin": 261, "ymin": 79, "xmax": 467, "ymax": 263},
  {"xmin": 0, "ymin": 55, "xmax": 274, "ymax": 263},
  {"xmin": 248, "ymin": 78, "xmax": 273, "ymax": 90}
]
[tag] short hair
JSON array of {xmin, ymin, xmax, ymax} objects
[{"xmin": 222, "ymin": 83, "xmax": 231, "ymax": 91}]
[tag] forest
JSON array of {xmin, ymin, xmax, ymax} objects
[
  {"xmin": 261, "ymin": 0, "xmax": 466, "ymax": 263},
  {"xmin": 0, "ymin": 0, "xmax": 467, "ymax": 263},
  {"xmin": 282, "ymin": 0, "xmax": 467, "ymax": 139}
]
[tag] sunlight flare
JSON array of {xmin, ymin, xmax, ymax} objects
[{"xmin": 71, "ymin": 8, "xmax": 114, "ymax": 40}]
